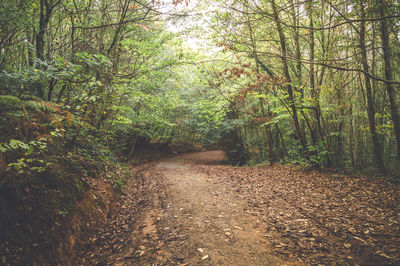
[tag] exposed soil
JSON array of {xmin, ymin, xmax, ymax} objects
[{"xmin": 77, "ymin": 151, "xmax": 400, "ymax": 265}]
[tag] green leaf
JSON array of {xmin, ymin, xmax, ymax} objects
[{"xmin": 25, "ymin": 145, "xmax": 34, "ymax": 156}]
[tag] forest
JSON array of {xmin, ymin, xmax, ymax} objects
[{"xmin": 0, "ymin": 0, "xmax": 399, "ymax": 264}]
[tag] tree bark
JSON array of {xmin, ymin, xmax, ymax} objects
[
  {"xmin": 306, "ymin": 0, "xmax": 324, "ymax": 143},
  {"xmin": 246, "ymin": 5, "xmax": 276, "ymax": 162},
  {"xmin": 290, "ymin": 0, "xmax": 302, "ymax": 85},
  {"xmin": 359, "ymin": 1, "xmax": 386, "ymax": 173},
  {"xmin": 36, "ymin": 0, "xmax": 56, "ymax": 61},
  {"xmin": 378, "ymin": 1, "xmax": 400, "ymax": 160},
  {"xmin": 270, "ymin": 0, "xmax": 307, "ymax": 150},
  {"xmin": 36, "ymin": 0, "xmax": 60, "ymax": 99}
]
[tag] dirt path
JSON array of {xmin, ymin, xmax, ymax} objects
[
  {"xmin": 83, "ymin": 151, "xmax": 292, "ymax": 265},
  {"xmin": 80, "ymin": 151, "xmax": 399, "ymax": 265},
  {"xmin": 145, "ymin": 151, "xmax": 289, "ymax": 265}
]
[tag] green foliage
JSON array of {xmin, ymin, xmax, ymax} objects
[
  {"xmin": 1, "ymin": 0, "xmax": 400, "ymax": 263},
  {"xmin": 307, "ymin": 141, "xmax": 331, "ymax": 168},
  {"xmin": 0, "ymin": 95, "xmax": 22, "ymax": 111},
  {"xmin": 0, "ymin": 138, "xmax": 50, "ymax": 175},
  {"xmin": 7, "ymin": 158, "xmax": 50, "ymax": 174}
]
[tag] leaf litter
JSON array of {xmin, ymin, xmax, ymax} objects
[
  {"xmin": 73, "ymin": 151, "xmax": 399, "ymax": 265},
  {"xmin": 196, "ymin": 163, "xmax": 400, "ymax": 265}
]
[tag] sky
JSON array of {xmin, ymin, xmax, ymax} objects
[{"xmin": 161, "ymin": 0, "xmax": 218, "ymax": 52}]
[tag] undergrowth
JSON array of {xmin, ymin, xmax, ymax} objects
[{"xmin": 0, "ymin": 95, "xmax": 131, "ymax": 264}]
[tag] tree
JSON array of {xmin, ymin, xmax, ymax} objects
[
  {"xmin": 377, "ymin": 0, "xmax": 400, "ymax": 161},
  {"xmin": 358, "ymin": 0, "xmax": 386, "ymax": 172}
]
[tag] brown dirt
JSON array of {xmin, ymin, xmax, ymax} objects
[
  {"xmin": 78, "ymin": 151, "xmax": 400, "ymax": 265},
  {"xmin": 79, "ymin": 151, "xmax": 294, "ymax": 265}
]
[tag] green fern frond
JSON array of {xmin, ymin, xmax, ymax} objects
[
  {"xmin": 1, "ymin": 95, "xmax": 84, "ymax": 135},
  {"xmin": 19, "ymin": 94, "xmax": 42, "ymax": 101},
  {"xmin": 0, "ymin": 95, "xmax": 22, "ymax": 111},
  {"xmin": 24, "ymin": 100, "xmax": 58, "ymax": 113}
]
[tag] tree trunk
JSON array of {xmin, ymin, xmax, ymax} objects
[
  {"xmin": 306, "ymin": 1, "xmax": 324, "ymax": 143},
  {"xmin": 290, "ymin": 0, "xmax": 302, "ymax": 86},
  {"xmin": 246, "ymin": 6, "xmax": 276, "ymax": 162},
  {"xmin": 36, "ymin": 0, "xmax": 59, "ymax": 99},
  {"xmin": 359, "ymin": 1, "xmax": 386, "ymax": 173},
  {"xmin": 47, "ymin": 78, "xmax": 57, "ymax": 101},
  {"xmin": 260, "ymin": 99, "xmax": 275, "ymax": 162},
  {"xmin": 270, "ymin": 0, "xmax": 307, "ymax": 150},
  {"xmin": 36, "ymin": 0, "xmax": 54, "ymax": 61},
  {"xmin": 378, "ymin": 1, "xmax": 400, "ymax": 160}
]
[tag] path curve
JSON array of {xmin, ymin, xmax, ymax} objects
[{"xmin": 107, "ymin": 151, "xmax": 292, "ymax": 265}]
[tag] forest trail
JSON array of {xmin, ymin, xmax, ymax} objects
[
  {"xmin": 143, "ymin": 151, "xmax": 288, "ymax": 265},
  {"xmin": 81, "ymin": 151, "xmax": 292, "ymax": 265},
  {"xmin": 79, "ymin": 151, "xmax": 399, "ymax": 265}
]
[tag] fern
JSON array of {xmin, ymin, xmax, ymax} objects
[
  {"xmin": 0, "ymin": 95, "xmax": 22, "ymax": 111},
  {"xmin": 24, "ymin": 100, "xmax": 58, "ymax": 113},
  {"xmin": 19, "ymin": 94, "xmax": 43, "ymax": 101},
  {"xmin": 0, "ymin": 94, "xmax": 84, "ymax": 142}
]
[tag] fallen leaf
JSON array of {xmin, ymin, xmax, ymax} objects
[
  {"xmin": 376, "ymin": 251, "xmax": 399, "ymax": 259},
  {"xmin": 352, "ymin": 236, "xmax": 370, "ymax": 245}
]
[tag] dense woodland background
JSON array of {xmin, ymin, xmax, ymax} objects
[{"xmin": 1, "ymin": 0, "xmax": 400, "ymax": 263}]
